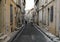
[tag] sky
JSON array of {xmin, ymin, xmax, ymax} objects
[{"xmin": 25, "ymin": 0, "xmax": 34, "ymax": 10}]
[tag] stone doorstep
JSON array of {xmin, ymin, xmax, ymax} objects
[
  {"xmin": 3, "ymin": 31, "xmax": 18, "ymax": 42},
  {"xmin": 0, "ymin": 25, "xmax": 24, "ymax": 42},
  {"xmin": 40, "ymin": 25, "xmax": 60, "ymax": 42},
  {"xmin": 45, "ymin": 32, "xmax": 60, "ymax": 41},
  {"xmin": 0, "ymin": 35, "xmax": 7, "ymax": 40},
  {"xmin": 4, "ymin": 36, "xmax": 10, "ymax": 42},
  {"xmin": 35, "ymin": 24, "xmax": 60, "ymax": 42},
  {"xmin": 0, "ymin": 33, "xmax": 4, "ymax": 37},
  {"xmin": 9, "ymin": 31, "xmax": 18, "ymax": 38},
  {"xmin": 0, "ymin": 35, "xmax": 7, "ymax": 42},
  {"xmin": 40, "ymin": 26, "xmax": 60, "ymax": 42},
  {"xmin": 9, "ymin": 25, "xmax": 24, "ymax": 37},
  {"xmin": 53, "ymin": 37, "xmax": 60, "ymax": 42},
  {"xmin": 1, "ymin": 31, "xmax": 18, "ymax": 42}
]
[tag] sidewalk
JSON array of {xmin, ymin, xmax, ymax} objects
[
  {"xmin": 4, "ymin": 24, "xmax": 24, "ymax": 42},
  {"xmin": 0, "ymin": 31, "xmax": 18, "ymax": 42},
  {"xmin": 34, "ymin": 24, "xmax": 60, "ymax": 42},
  {"xmin": 4, "ymin": 31, "xmax": 18, "ymax": 42}
]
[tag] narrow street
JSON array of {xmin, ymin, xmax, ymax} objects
[
  {"xmin": 1, "ymin": 0, "xmax": 60, "ymax": 42},
  {"xmin": 9, "ymin": 23, "xmax": 52, "ymax": 42}
]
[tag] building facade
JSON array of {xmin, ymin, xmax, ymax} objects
[
  {"xmin": 16, "ymin": 0, "xmax": 22, "ymax": 27},
  {"xmin": 34, "ymin": 0, "xmax": 39, "ymax": 25},
  {"xmin": 0, "ymin": 0, "xmax": 11, "ymax": 35},
  {"xmin": 0, "ymin": 0, "xmax": 21, "ymax": 36},
  {"xmin": 10, "ymin": 0, "xmax": 19, "ymax": 32},
  {"xmin": 34, "ymin": 0, "xmax": 60, "ymax": 37},
  {"xmin": 21, "ymin": 0, "xmax": 25, "ymax": 24},
  {"xmin": 0, "ymin": 0, "xmax": 5, "ymax": 33},
  {"xmin": 16, "ymin": 0, "xmax": 25, "ymax": 27}
]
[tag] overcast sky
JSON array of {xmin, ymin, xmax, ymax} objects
[{"xmin": 25, "ymin": 0, "xmax": 34, "ymax": 10}]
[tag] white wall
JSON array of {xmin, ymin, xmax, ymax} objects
[{"xmin": 55, "ymin": 0, "xmax": 60, "ymax": 37}]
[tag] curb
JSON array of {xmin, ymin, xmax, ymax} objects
[
  {"xmin": 8, "ymin": 24, "xmax": 25, "ymax": 42},
  {"xmin": 34, "ymin": 24, "xmax": 60, "ymax": 42}
]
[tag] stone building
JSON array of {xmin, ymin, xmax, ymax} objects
[
  {"xmin": 27, "ymin": 8, "xmax": 34, "ymax": 23},
  {"xmin": 19, "ymin": 0, "xmax": 25, "ymax": 24},
  {"xmin": 0, "ymin": 0, "xmax": 26, "ymax": 42},
  {"xmin": 34, "ymin": 0, "xmax": 60, "ymax": 37},
  {"xmin": 34, "ymin": 0, "xmax": 39, "ymax": 25},
  {"xmin": 15, "ymin": 0, "xmax": 21, "ymax": 27},
  {"xmin": 0, "ymin": 0, "xmax": 11, "ymax": 35},
  {"xmin": 14, "ymin": 0, "xmax": 25, "ymax": 27},
  {"xmin": 0, "ymin": 0, "xmax": 22, "ymax": 36},
  {"xmin": 39, "ymin": 0, "xmax": 58, "ymax": 36},
  {"xmin": 0, "ymin": 0, "xmax": 5, "ymax": 34}
]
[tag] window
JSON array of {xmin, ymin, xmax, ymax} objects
[
  {"xmin": 10, "ymin": 5, "xmax": 13, "ymax": 25},
  {"xmin": 0, "ymin": 0, "xmax": 1, "ymax": 3},
  {"xmin": 23, "ymin": 0, "xmax": 25, "ymax": 5},
  {"xmin": 0, "ymin": 0, "xmax": 1, "ymax": 1},
  {"xmin": 48, "ymin": 8, "xmax": 49, "ymax": 25},
  {"xmin": 5, "ymin": 0, "xmax": 6, "ymax": 4},
  {"xmin": 50, "ymin": 6, "xmax": 53, "ymax": 22}
]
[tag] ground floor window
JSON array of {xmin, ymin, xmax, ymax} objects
[
  {"xmin": 50, "ymin": 6, "xmax": 53, "ymax": 22},
  {"xmin": 48, "ymin": 8, "xmax": 49, "ymax": 25}
]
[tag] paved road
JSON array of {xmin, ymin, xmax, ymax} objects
[{"xmin": 12, "ymin": 23, "xmax": 51, "ymax": 42}]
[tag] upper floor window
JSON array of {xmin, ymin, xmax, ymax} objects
[
  {"xmin": 5, "ymin": 0, "xmax": 6, "ymax": 4},
  {"xmin": 10, "ymin": 5, "xmax": 13, "ymax": 25},
  {"xmin": 0, "ymin": 0, "xmax": 1, "ymax": 3},
  {"xmin": 50, "ymin": 6, "xmax": 53, "ymax": 22},
  {"xmin": 48, "ymin": 8, "xmax": 50, "ymax": 25}
]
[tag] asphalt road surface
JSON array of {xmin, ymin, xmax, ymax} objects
[{"xmin": 11, "ymin": 23, "xmax": 51, "ymax": 42}]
